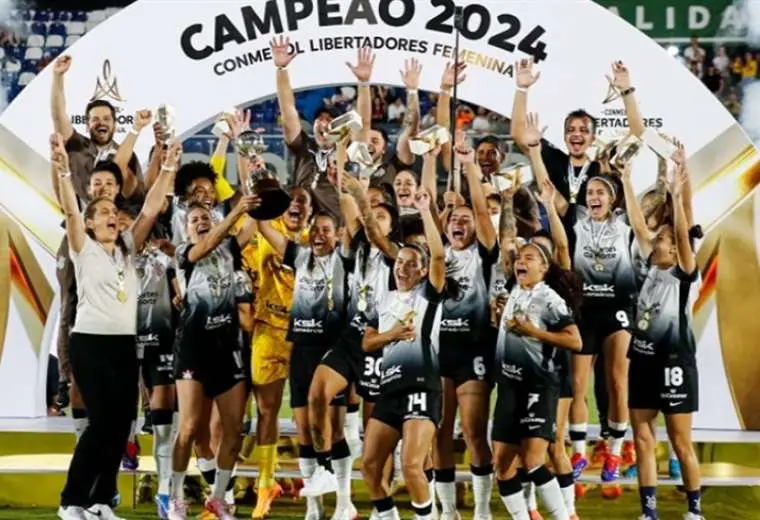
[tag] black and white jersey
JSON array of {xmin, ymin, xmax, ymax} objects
[
  {"xmin": 170, "ymin": 198, "xmax": 227, "ymax": 246},
  {"xmin": 496, "ymin": 281, "xmax": 575, "ymax": 384},
  {"xmin": 566, "ymin": 205, "xmax": 637, "ymax": 305},
  {"xmin": 630, "ymin": 237, "xmax": 651, "ymax": 290},
  {"xmin": 440, "ymin": 242, "xmax": 497, "ymax": 342},
  {"xmin": 630, "ymin": 263, "xmax": 699, "ymax": 364},
  {"xmin": 135, "ymin": 246, "xmax": 176, "ymax": 348},
  {"xmin": 367, "ymin": 281, "xmax": 444, "ymax": 395},
  {"xmin": 176, "ymin": 238, "xmax": 244, "ymax": 338},
  {"xmin": 346, "ymin": 232, "xmax": 395, "ymax": 325},
  {"xmin": 284, "ymin": 242, "xmax": 352, "ymax": 345}
]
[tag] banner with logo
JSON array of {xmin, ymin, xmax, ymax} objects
[{"xmin": 0, "ymin": 0, "xmax": 758, "ymax": 428}]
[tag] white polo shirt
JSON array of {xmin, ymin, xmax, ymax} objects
[{"xmin": 69, "ymin": 232, "xmax": 138, "ymax": 335}]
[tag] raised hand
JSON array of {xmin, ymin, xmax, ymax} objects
[
  {"xmin": 50, "ymin": 133, "xmax": 70, "ymax": 173},
  {"xmin": 235, "ymin": 194, "xmax": 263, "ymax": 215},
  {"xmin": 609, "ymin": 60, "xmax": 631, "ymax": 91},
  {"xmin": 53, "ymin": 55, "xmax": 71, "ymax": 76},
  {"xmin": 223, "ymin": 109, "xmax": 251, "ymax": 139},
  {"xmin": 443, "ymin": 190, "xmax": 464, "ymax": 208},
  {"xmin": 413, "ymin": 189, "xmax": 432, "ymax": 212},
  {"xmin": 454, "ymin": 129, "xmax": 474, "ymax": 164},
  {"xmin": 441, "ymin": 62, "xmax": 467, "ymax": 90},
  {"xmin": 134, "ymin": 109, "xmax": 153, "ymax": 131},
  {"xmin": 347, "ymin": 47, "xmax": 376, "ymax": 83},
  {"xmin": 400, "ymin": 58, "xmax": 422, "ymax": 90},
  {"xmin": 515, "ymin": 58, "xmax": 540, "ymax": 89},
  {"xmin": 537, "ymin": 179, "xmax": 556, "ymax": 207},
  {"xmin": 162, "ymin": 141, "xmax": 182, "ymax": 170},
  {"xmin": 270, "ymin": 36, "xmax": 297, "ymax": 69},
  {"xmin": 523, "ymin": 112, "xmax": 543, "ymax": 146}
]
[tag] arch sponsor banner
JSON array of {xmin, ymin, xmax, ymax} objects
[{"xmin": 0, "ymin": 0, "xmax": 757, "ymax": 427}]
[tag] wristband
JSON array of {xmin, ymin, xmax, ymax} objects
[
  {"xmin": 129, "ymin": 127, "xmax": 140, "ymax": 136},
  {"xmin": 621, "ymin": 86, "xmax": 636, "ymax": 97},
  {"xmin": 527, "ymin": 141, "xmax": 540, "ymax": 148},
  {"xmin": 161, "ymin": 164, "xmax": 176, "ymax": 172},
  {"xmin": 358, "ymin": 80, "xmax": 370, "ymax": 87},
  {"xmin": 58, "ymin": 171, "xmax": 72, "ymax": 179},
  {"xmin": 277, "ymin": 66, "xmax": 288, "ymax": 72},
  {"xmin": 440, "ymin": 86, "xmax": 452, "ymax": 94},
  {"xmin": 516, "ymin": 87, "xmax": 528, "ymax": 93}
]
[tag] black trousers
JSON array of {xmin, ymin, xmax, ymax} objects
[{"xmin": 61, "ymin": 333, "xmax": 138, "ymax": 507}]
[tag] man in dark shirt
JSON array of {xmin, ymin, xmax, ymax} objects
[{"xmin": 703, "ymin": 65, "xmax": 724, "ymax": 95}]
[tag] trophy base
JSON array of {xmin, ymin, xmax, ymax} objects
[{"xmin": 249, "ymin": 178, "xmax": 291, "ymax": 221}]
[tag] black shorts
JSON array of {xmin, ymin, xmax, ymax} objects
[
  {"xmin": 371, "ymin": 389, "xmax": 442, "ymax": 432},
  {"xmin": 628, "ymin": 357, "xmax": 698, "ymax": 414},
  {"xmin": 320, "ymin": 333, "xmax": 381, "ymax": 403},
  {"xmin": 139, "ymin": 340, "xmax": 175, "ymax": 389},
  {"xmin": 492, "ymin": 377, "xmax": 558, "ymax": 445},
  {"xmin": 174, "ymin": 328, "xmax": 247, "ymax": 399},
  {"xmin": 578, "ymin": 305, "xmax": 633, "ymax": 355},
  {"xmin": 439, "ymin": 335, "xmax": 495, "ymax": 387},
  {"xmin": 290, "ymin": 344, "xmax": 347, "ymax": 409}
]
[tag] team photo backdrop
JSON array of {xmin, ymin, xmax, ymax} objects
[{"xmin": 0, "ymin": 0, "xmax": 758, "ymax": 429}]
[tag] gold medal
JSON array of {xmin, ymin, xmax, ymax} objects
[
  {"xmin": 357, "ymin": 286, "xmax": 368, "ymax": 313},
  {"xmin": 570, "ymin": 195, "xmax": 577, "ymax": 204},
  {"xmin": 326, "ymin": 279, "xmax": 334, "ymax": 311},
  {"xmin": 638, "ymin": 311, "xmax": 651, "ymax": 331},
  {"xmin": 117, "ymin": 290, "xmax": 127, "ymax": 303},
  {"xmin": 594, "ymin": 262, "xmax": 604, "ymax": 272}
]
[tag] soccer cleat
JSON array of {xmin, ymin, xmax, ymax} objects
[
  {"xmin": 330, "ymin": 502, "xmax": 358, "ymax": 520},
  {"xmin": 299, "ymin": 466, "xmax": 338, "ymax": 497},
  {"xmin": 57, "ymin": 506, "xmax": 88, "ymax": 520},
  {"xmin": 205, "ymin": 496, "xmax": 236, "ymax": 520},
  {"xmin": 121, "ymin": 439, "xmax": 140, "ymax": 471},
  {"xmin": 571, "ymin": 452, "xmax": 589, "ymax": 480},
  {"xmin": 623, "ymin": 463, "xmax": 638, "ymax": 478},
  {"xmin": 155, "ymin": 494, "xmax": 170, "ymax": 519},
  {"xmin": 167, "ymin": 498, "xmax": 188, "ymax": 520},
  {"xmin": 622, "ymin": 441, "xmax": 636, "ymax": 466},
  {"xmin": 529, "ymin": 510, "xmax": 543, "ymax": 520},
  {"xmin": 574, "ymin": 482, "xmax": 587, "ymax": 499},
  {"xmin": 682, "ymin": 514, "xmax": 705, "ymax": 520},
  {"xmin": 600, "ymin": 483, "xmax": 622, "ymax": 499},
  {"xmin": 84, "ymin": 504, "xmax": 125, "ymax": 520},
  {"xmin": 591, "ymin": 441, "xmax": 609, "ymax": 465},
  {"xmin": 251, "ymin": 483, "xmax": 282, "ymax": 519},
  {"xmin": 601, "ymin": 454, "xmax": 622, "ymax": 482},
  {"xmin": 669, "ymin": 458, "xmax": 682, "ymax": 480}
]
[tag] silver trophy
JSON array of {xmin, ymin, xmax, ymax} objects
[
  {"xmin": 347, "ymin": 141, "xmax": 377, "ymax": 179},
  {"xmin": 156, "ymin": 104, "xmax": 176, "ymax": 141},
  {"xmin": 611, "ymin": 134, "xmax": 643, "ymax": 170},
  {"xmin": 410, "ymin": 125, "xmax": 451, "ymax": 156},
  {"xmin": 236, "ymin": 129, "xmax": 291, "ymax": 220},
  {"xmin": 327, "ymin": 110, "xmax": 362, "ymax": 143}
]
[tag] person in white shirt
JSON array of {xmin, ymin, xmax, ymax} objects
[
  {"xmin": 713, "ymin": 46, "xmax": 730, "ymax": 76},
  {"xmin": 52, "ymin": 132, "xmax": 179, "ymax": 520},
  {"xmin": 683, "ymin": 36, "xmax": 706, "ymax": 77},
  {"xmin": 472, "ymin": 107, "xmax": 492, "ymax": 134},
  {"xmin": 387, "ymin": 97, "xmax": 407, "ymax": 124}
]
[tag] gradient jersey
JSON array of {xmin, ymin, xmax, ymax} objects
[{"xmin": 135, "ymin": 246, "xmax": 176, "ymax": 349}]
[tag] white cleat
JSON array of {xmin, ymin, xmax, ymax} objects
[
  {"xmin": 439, "ymin": 512, "xmax": 462, "ymax": 520},
  {"xmin": 84, "ymin": 504, "xmax": 125, "ymax": 520},
  {"xmin": 683, "ymin": 514, "xmax": 706, "ymax": 520},
  {"xmin": 167, "ymin": 498, "xmax": 188, "ymax": 520},
  {"xmin": 330, "ymin": 502, "xmax": 358, "ymax": 520},
  {"xmin": 57, "ymin": 506, "xmax": 88, "ymax": 520},
  {"xmin": 300, "ymin": 466, "xmax": 338, "ymax": 497}
]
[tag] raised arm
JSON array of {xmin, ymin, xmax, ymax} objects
[
  {"xmin": 186, "ymin": 195, "xmax": 261, "ymax": 264},
  {"xmin": 343, "ymin": 171, "xmax": 400, "ymax": 259},
  {"xmin": 396, "ymin": 58, "xmax": 423, "ymax": 165},
  {"xmin": 50, "ymin": 56, "xmax": 74, "ymax": 141},
  {"xmin": 437, "ymin": 62, "xmax": 467, "ymax": 172},
  {"xmin": 498, "ymin": 182, "xmax": 519, "ymax": 276},
  {"xmin": 50, "ymin": 134, "xmax": 84, "ymax": 253},
  {"xmin": 271, "ymin": 36, "xmax": 301, "ymax": 145},
  {"xmin": 457, "ymin": 132, "xmax": 497, "ymax": 249},
  {"xmin": 256, "ymin": 219, "xmax": 289, "ymax": 259},
  {"xmin": 621, "ymin": 163, "xmax": 652, "ymax": 258},
  {"xmin": 510, "ymin": 58, "xmax": 541, "ymax": 151},
  {"xmin": 414, "ymin": 191, "xmax": 446, "ymax": 292},
  {"xmin": 113, "ymin": 109, "xmax": 152, "ymax": 198},
  {"xmin": 130, "ymin": 142, "xmax": 180, "ymax": 251},
  {"xmin": 214, "ymin": 109, "xmax": 250, "ymax": 204},
  {"xmin": 335, "ymin": 138, "xmax": 362, "ymax": 238},
  {"xmin": 421, "ymin": 145, "xmax": 440, "ymax": 205},
  {"xmin": 610, "ymin": 62, "xmax": 645, "ymax": 138},
  {"xmin": 538, "ymin": 180, "xmax": 571, "ymax": 269},
  {"xmin": 346, "ymin": 47, "xmax": 375, "ymax": 143},
  {"xmin": 674, "ymin": 142, "xmax": 696, "ymax": 229},
  {"xmin": 524, "ymin": 117, "xmax": 570, "ymax": 216},
  {"xmin": 671, "ymin": 157, "xmax": 697, "ymax": 274}
]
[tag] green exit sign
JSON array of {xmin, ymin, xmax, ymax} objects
[{"xmin": 594, "ymin": 0, "xmax": 748, "ymax": 42}]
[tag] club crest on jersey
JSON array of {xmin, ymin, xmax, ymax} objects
[{"xmin": 182, "ymin": 370, "xmax": 194, "ymax": 380}]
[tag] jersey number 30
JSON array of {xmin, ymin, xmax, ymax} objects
[
  {"xmin": 364, "ymin": 357, "xmax": 382, "ymax": 378},
  {"xmin": 407, "ymin": 392, "xmax": 428, "ymax": 413}
]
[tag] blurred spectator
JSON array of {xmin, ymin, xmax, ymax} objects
[
  {"xmin": 387, "ymin": 97, "xmax": 406, "ymax": 124},
  {"xmin": 724, "ymin": 89, "xmax": 742, "ymax": 119},
  {"xmin": 371, "ymin": 95, "xmax": 386, "ymax": 123},
  {"xmin": 703, "ymin": 65, "xmax": 725, "ymax": 96},
  {"xmin": 421, "ymin": 107, "xmax": 437, "ymax": 129},
  {"xmin": 471, "ymin": 107, "xmax": 491, "ymax": 134},
  {"xmin": 489, "ymin": 113, "xmax": 510, "ymax": 135},
  {"xmin": 456, "ymin": 104, "xmax": 475, "ymax": 130},
  {"xmin": 714, "ymin": 46, "xmax": 730, "ymax": 77},
  {"xmin": 741, "ymin": 51, "xmax": 758, "ymax": 86},
  {"xmin": 683, "ymin": 35, "xmax": 706, "ymax": 77},
  {"xmin": 298, "ymin": 111, "xmax": 313, "ymax": 135}
]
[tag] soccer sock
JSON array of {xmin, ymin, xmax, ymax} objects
[
  {"xmin": 518, "ymin": 468, "xmax": 537, "ymax": 511},
  {"xmin": 315, "ymin": 449, "xmax": 333, "ymax": 473},
  {"xmin": 257, "ymin": 444, "xmax": 278, "ymax": 489},
  {"xmin": 569, "ymin": 423, "xmax": 587, "ymax": 457},
  {"xmin": 299, "ymin": 444, "xmax": 320, "ymax": 513},
  {"xmin": 556, "ymin": 472, "xmax": 576, "ymax": 514},
  {"xmin": 471, "ymin": 464, "xmax": 493, "ymax": 516},
  {"xmin": 411, "ymin": 498, "xmax": 433, "ymax": 520},
  {"xmin": 72, "ymin": 408, "xmax": 87, "ymax": 444},
  {"xmin": 639, "ymin": 486, "xmax": 657, "ymax": 518},
  {"xmin": 497, "ymin": 476, "xmax": 530, "ymax": 520},
  {"xmin": 332, "ymin": 439, "xmax": 353, "ymax": 507},
  {"xmin": 212, "ymin": 469, "xmax": 232, "ymax": 500},
  {"xmin": 344, "ymin": 403, "xmax": 361, "ymax": 443},
  {"xmin": 424, "ymin": 468, "xmax": 436, "ymax": 514},
  {"xmin": 434, "ymin": 468, "xmax": 456, "ymax": 515},
  {"xmin": 151, "ymin": 409, "xmax": 174, "ymax": 496},
  {"xmin": 170, "ymin": 471, "xmax": 186, "ymax": 500},
  {"xmin": 528, "ymin": 465, "xmax": 568, "ymax": 518},
  {"xmin": 608, "ymin": 421, "xmax": 628, "ymax": 457},
  {"xmin": 686, "ymin": 489, "xmax": 702, "ymax": 515},
  {"xmin": 197, "ymin": 457, "xmax": 216, "ymax": 486},
  {"xmin": 372, "ymin": 496, "xmax": 399, "ymax": 520},
  {"xmin": 171, "ymin": 411, "xmax": 179, "ymax": 442}
]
